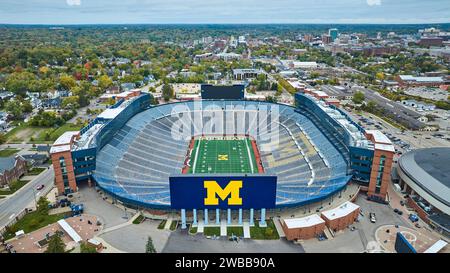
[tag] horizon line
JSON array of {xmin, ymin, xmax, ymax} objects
[{"xmin": 1, "ymin": 22, "xmax": 450, "ymax": 26}]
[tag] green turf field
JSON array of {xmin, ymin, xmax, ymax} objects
[{"xmin": 189, "ymin": 137, "xmax": 258, "ymax": 174}]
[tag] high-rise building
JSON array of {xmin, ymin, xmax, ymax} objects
[
  {"xmin": 322, "ymin": 34, "xmax": 331, "ymax": 44},
  {"xmin": 329, "ymin": 28, "xmax": 338, "ymax": 42}
]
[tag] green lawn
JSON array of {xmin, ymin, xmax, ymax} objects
[
  {"xmin": 3, "ymin": 210, "xmax": 67, "ymax": 240},
  {"xmin": 132, "ymin": 214, "xmax": 145, "ymax": 224},
  {"xmin": 250, "ymin": 219, "xmax": 280, "ymax": 240},
  {"xmin": 157, "ymin": 220, "xmax": 167, "ymax": 229},
  {"xmin": 189, "ymin": 226, "xmax": 197, "ymax": 234},
  {"xmin": 4, "ymin": 123, "xmax": 83, "ymax": 144},
  {"xmin": 0, "ymin": 148, "xmax": 20, "ymax": 157},
  {"xmin": 204, "ymin": 227, "xmax": 221, "ymax": 236},
  {"xmin": 27, "ymin": 167, "xmax": 47, "ymax": 176},
  {"xmin": 0, "ymin": 179, "xmax": 31, "ymax": 195},
  {"xmin": 4, "ymin": 124, "xmax": 45, "ymax": 144},
  {"xmin": 34, "ymin": 123, "xmax": 83, "ymax": 143},
  {"xmin": 170, "ymin": 220, "xmax": 178, "ymax": 231},
  {"xmin": 227, "ymin": 226, "xmax": 244, "ymax": 237}
]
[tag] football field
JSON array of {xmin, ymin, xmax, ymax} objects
[{"xmin": 189, "ymin": 137, "xmax": 258, "ymax": 174}]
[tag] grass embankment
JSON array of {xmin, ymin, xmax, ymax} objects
[
  {"xmin": 27, "ymin": 167, "xmax": 47, "ymax": 176},
  {"xmin": 0, "ymin": 148, "xmax": 20, "ymax": 157},
  {"xmin": 5, "ymin": 123, "xmax": 83, "ymax": 144},
  {"xmin": 157, "ymin": 220, "xmax": 167, "ymax": 229},
  {"xmin": 0, "ymin": 180, "xmax": 31, "ymax": 195},
  {"xmin": 3, "ymin": 211, "xmax": 68, "ymax": 240},
  {"xmin": 170, "ymin": 221, "xmax": 178, "ymax": 231},
  {"xmin": 132, "ymin": 214, "xmax": 145, "ymax": 224}
]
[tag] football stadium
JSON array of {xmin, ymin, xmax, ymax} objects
[{"xmin": 50, "ymin": 86, "xmax": 394, "ymax": 228}]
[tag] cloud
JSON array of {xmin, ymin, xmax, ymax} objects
[
  {"xmin": 367, "ymin": 0, "xmax": 381, "ymax": 6},
  {"xmin": 66, "ymin": 0, "xmax": 81, "ymax": 6}
]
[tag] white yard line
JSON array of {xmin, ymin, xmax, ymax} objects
[
  {"xmin": 192, "ymin": 138, "xmax": 201, "ymax": 174},
  {"xmin": 245, "ymin": 139, "xmax": 255, "ymax": 173}
]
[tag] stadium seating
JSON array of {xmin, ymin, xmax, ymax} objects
[{"xmin": 93, "ymin": 100, "xmax": 351, "ymax": 208}]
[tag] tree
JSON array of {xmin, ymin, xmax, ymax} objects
[
  {"xmin": 375, "ymin": 72, "xmax": 385, "ymax": 81},
  {"xmin": 62, "ymin": 96, "xmax": 80, "ymax": 110},
  {"xmin": 162, "ymin": 84, "xmax": 174, "ymax": 102},
  {"xmin": 37, "ymin": 197, "xmax": 50, "ymax": 213},
  {"xmin": 45, "ymin": 234, "xmax": 65, "ymax": 253},
  {"xmin": 5, "ymin": 100, "xmax": 24, "ymax": 120},
  {"xmin": 98, "ymin": 75, "xmax": 113, "ymax": 91},
  {"xmin": 365, "ymin": 100, "xmax": 377, "ymax": 113},
  {"xmin": 352, "ymin": 91, "xmax": 365, "ymax": 104},
  {"xmin": 80, "ymin": 242, "xmax": 97, "ymax": 253},
  {"xmin": 59, "ymin": 74, "xmax": 77, "ymax": 90},
  {"xmin": 5, "ymin": 72, "xmax": 35, "ymax": 97},
  {"xmin": 145, "ymin": 236, "xmax": 156, "ymax": 253}
]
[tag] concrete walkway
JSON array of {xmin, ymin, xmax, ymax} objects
[
  {"xmin": 220, "ymin": 220, "xmax": 227, "ymax": 237},
  {"xmin": 164, "ymin": 218, "xmax": 172, "ymax": 230},
  {"xmin": 197, "ymin": 220, "xmax": 204, "ymax": 233},
  {"xmin": 273, "ymin": 218, "xmax": 286, "ymax": 237},
  {"xmin": 98, "ymin": 213, "xmax": 140, "ymax": 235},
  {"xmin": 243, "ymin": 222, "xmax": 251, "ymax": 239}
]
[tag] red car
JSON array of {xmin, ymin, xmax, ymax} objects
[{"xmin": 36, "ymin": 185, "xmax": 44, "ymax": 190}]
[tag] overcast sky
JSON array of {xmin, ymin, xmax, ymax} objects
[{"xmin": 0, "ymin": 0, "xmax": 449, "ymax": 24}]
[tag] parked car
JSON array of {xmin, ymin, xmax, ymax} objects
[
  {"xmin": 369, "ymin": 213, "xmax": 376, "ymax": 223},
  {"xmin": 415, "ymin": 223, "xmax": 421, "ymax": 228},
  {"xmin": 400, "ymin": 200, "xmax": 405, "ymax": 206},
  {"xmin": 36, "ymin": 184, "xmax": 44, "ymax": 190},
  {"xmin": 409, "ymin": 214, "xmax": 419, "ymax": 222},
  {"xmin": 394, "ymin": 208, "xmax": 399, "ymax": 213}
]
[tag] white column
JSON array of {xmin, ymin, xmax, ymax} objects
[
  {"xmin": 238, "ymin": 208, "xmax": 243, "ymax": 225},
  {"xmin": 216, "ymin": 209, "xmax": 220, "ymax": 224},
  {"xmin": 249, "ymin": 208, "xmax": 254, "ymax": 225},
  {"xmin": 204, "ymin": 209, "xmax": 208, "ymax": 225},
  {"xmin": 259, "ymin": 208, "xmax": 266, "ymax": 226},
  {"xmin": 193, "ymin": 209, "xmax": 197, "ymax": 225},
  {"xmin": 227, "ymin": 209, "xmax": 231, "ymax": 224},
  {"xmin": 181, "ymin": 209, "xmax": 187, "ymax": 229}
]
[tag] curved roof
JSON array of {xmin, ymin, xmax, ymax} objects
[{"xmin": 398, "ymin": 147, "xmax": 450, "ymax": 207}]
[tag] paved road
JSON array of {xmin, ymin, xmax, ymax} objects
[{"xmin": 0, "ymin": 166, "xmax": 54, "ymax": 228}]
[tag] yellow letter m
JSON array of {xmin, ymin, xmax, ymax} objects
[{"xmin": 204, "ymin": 180, "xmax": 243, "ymax": 206}]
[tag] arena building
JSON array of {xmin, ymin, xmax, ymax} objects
[
  {"xmin": 397, "ymin": 148, "xmax": 450, "ymax": 238},
  {"xmin": 50, "ymin": 89, "xmax": 393, "ymax": 229}
]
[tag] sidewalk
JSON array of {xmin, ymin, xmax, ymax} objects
[
  {"xmin": 220, "ymin": 220, "xmax": 227, "ymax": 236},
  {"xmin": 272, "ymin": 218, "xmax": 285, "ymax": 237},
  {"xmin": 98, "ymin": 213, "xmax": 139, "ymax": 235}
]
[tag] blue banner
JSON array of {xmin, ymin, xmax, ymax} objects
[{"xmin": 169, "ymin": 176, "xmax": 277, "ymax": 209}]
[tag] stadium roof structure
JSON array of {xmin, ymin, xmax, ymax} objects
[{"xmin": 398, "ymin": 147, "xmax": 450, "ymax": 210}]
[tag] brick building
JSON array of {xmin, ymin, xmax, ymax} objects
[
  {"xmin": 0, "ymin": 155, "xmax": 27, "ymax": 188},
  {"xmin": 281, "ymin": 214, "xmax": 325, "ymax": 241},
  {"xmin": 321, "ymin": 201, "xmax": 360, "ymax": 232}
]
